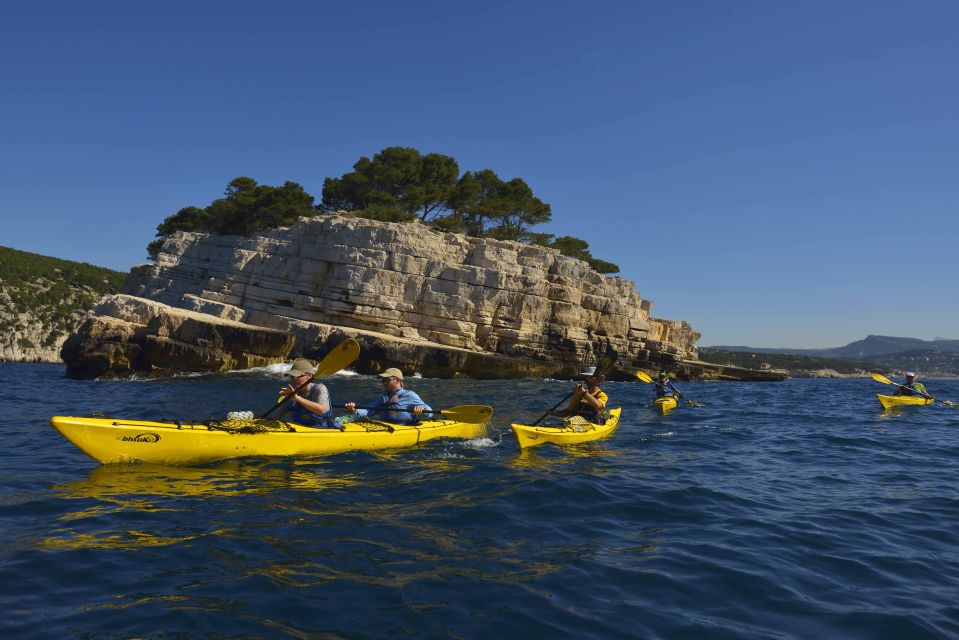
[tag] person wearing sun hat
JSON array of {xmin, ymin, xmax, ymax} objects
[
  {"xmin": 548, "ymin": 365, "xmax": 609, "ymax": 423},
  {"xmin": 893, "ymin": 372, "xmax": 930, "ymax": 398},
  {"xmin": 344, "ymin": 367, "xmax": 433, "ymax": 425},
  {"xmin": 275, "ymin": 357, "xmax": 335, "ymax": 427}
]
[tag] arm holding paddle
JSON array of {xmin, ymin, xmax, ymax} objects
[
  {"xmin": 342, "ymin": 368, "xmax": 433, "ymax": 424},
  {"xmin": 871, "ymin": 372, "xmax": 956, "ymax": 406},
  {"xmin": 636, "ymin": 370, "xmax": 704, "ymax": 407},
  {"xmin": 260, "ymin": 339, "xmax": 360, "ymax": 419},
  {"xmin": 532, "ymin": 353, "xmax": 616, "ymax": 425},
  {"xmin": 549, "ymin": 382, "xmax": 606, "ymax": 417},
  {"xmin": 277, "ymin": 375, "xmax": 331, "ymax": 418}
]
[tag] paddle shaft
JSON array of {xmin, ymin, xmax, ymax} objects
[
  {"xmin": 532, "ymin": 352, "xmax": 617, "ymax": 425},
  {"xmin": 530, "ymin": 391, "xmax": 577, "ymax": 426},
  {"xmin": 872, "ymin": 373, "xmax": 934, "ymax": 399},
  {"xmin": 636, "ymin": 371, "xmax": 697, "ymax": 405},
  {"xmin": 259, "ymin": 339, "xmax": 361, "ymax": 419},
  {"xmin": 334, "ymin": 404, "xmax": 437, "ymax": 414},
  {"xmin": 260, "ymin": 375, "xmax": 317, "ymax": 419}
]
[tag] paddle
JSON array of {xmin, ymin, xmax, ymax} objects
[
  {"xmin": 259, "ymin": 338, "xmax": 361, "ymax": 418},
  {"xmin": 635, "ymin": 371, "xmax": 704, "ymax": 407},
  {"xmin": 530, "ymin": 352, "xmax": 617, "ymax": 426},
  {"xmin": 870, "ymin": 373, "xmax": 956, "ymax": 406},
  {"xmin": 334, "ymin": 404, "xmax": 493, "ymax": 423}
]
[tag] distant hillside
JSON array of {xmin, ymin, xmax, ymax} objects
[
  {"xmin": 706, "ymin": 335, "xmax": 959, "ymax": 376},
  {"xmin": 698, "ymin": 349, "xmax": 870, "ymax": 376},
  {"xmin": 710, "ymin": 335, "xmax": 959, "ymax": 358},
  {"xmin": 0, "ymin": 246, "xmax": 125, "ymax": 362}
]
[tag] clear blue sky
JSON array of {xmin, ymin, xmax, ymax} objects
[{"xmin": 2, "ymin": 1, "xmax": 956, "ymax": 348}]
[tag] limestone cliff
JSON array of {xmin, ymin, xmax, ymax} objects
[{"xmin": 61, "ymin": 214, "xmax": 782, "ymax": 380}]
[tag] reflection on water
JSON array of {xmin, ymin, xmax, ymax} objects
[{"xmin": 54, "ymin": 460, "xmax": 360, "ymax": 502}]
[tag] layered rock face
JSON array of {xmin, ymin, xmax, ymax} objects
[
  {"xmin": 63, "ymin": 214, "xmax": 770, "ymax": 380},
  {"xmin": 61, "ymin": 296, "xmax": 293, "ymax": 378}
]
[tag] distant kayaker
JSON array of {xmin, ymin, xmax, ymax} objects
[
  {"xmin": 344, "ymin": 368, "xmax": 432, "ymax": 425},
  {"xmin": 654, "ymin": 370, "xmax": 684, "ymax": 400},
  {"xmin": 549, "ymin": 367, "xmax": 609, "ymax": 423},
  {"xmin": 276, "ymin": 358, "xmax": 335, "ymax": 427},
  {"xmin": 894, "ymin": 372, "xmax": 930, "ymax": 398}
]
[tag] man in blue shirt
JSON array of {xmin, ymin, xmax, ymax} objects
[
  {"xmin": 654, "ymin": 370, "xmax": 684, "ymax": 399},
  {"xmin": 344, "ymin": 368, "xmax": 432, "ymax": 425}
]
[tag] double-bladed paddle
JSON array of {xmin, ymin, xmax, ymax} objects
[
  {"xmin": 531, "ymin": 352, "xmax": 617, "ymax": 426},
  {"xmin": 259, "ymin": 338, "xmax": 361, "ymax": 418},
  {"xmin": 635, "ymin": 370, "xmax": 704, "ymax": 407},
  {"xmin": 870, "ymin": 373, "xmax": 956, "ymax": 406}
]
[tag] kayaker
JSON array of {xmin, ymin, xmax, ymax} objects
[
  {"xmin": 549, "ymin": 367, "xmax": 609, "ymax": 424},
  {"xmin": 894, "ymin": 372, "xmax": 930, "ymax": 398},
  {"xmin": 344, "ymin": 368, "xmax": 432, "ymax": 425},
  {"xmin": 654, "ymin": 370, "xmax": 683, "ymax": 400},
  {"xmin": 276, "ymin": 358, "xmax": 336, "ymax": 427}
]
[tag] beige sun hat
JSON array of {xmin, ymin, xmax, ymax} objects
[
  {"xmin": 378, "ymin": 367, "xmax": 404, "ymax": 381},
  {"xmin": 288, "ymin": 358, "xmax": 315, "ymax": 377}
]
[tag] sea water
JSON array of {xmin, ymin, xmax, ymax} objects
[{"xmin": 2, "ymin": 362, "xmax": 958, "ymax": 638}]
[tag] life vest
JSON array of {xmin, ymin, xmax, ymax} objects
[
  {"xmin": 573, "ymin": 387, "xmax": 608, "ymax": 422},
  {"xmin": 654, "ymin": 381, "xmax": 675, "ymax": 397},
  {"xmin": 287, "ymin": 384, "xmax": 334, "ymax": 428}
]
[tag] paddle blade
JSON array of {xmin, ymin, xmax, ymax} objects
[
  {"xmin": 431, "ymin": 405, "xmax": 493, "ymax": 423},
  {"xmin": 685, "ymin": 400, "xmax": 705, "ymax": 407},
  {"xmin": 315, "ymin": 338, "xmax": 361, "ymax": 377},
  {"xmin": 635, "ymin": 371, "xmax": 653, "ymax": 383},
  {"xmin": 871, "ymin": 373, "xmax": 894, "ymax": 386}
]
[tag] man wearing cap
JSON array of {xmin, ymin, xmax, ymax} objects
[
  {"xmin": 275, "ymin": 358, "xmax": 335, "ymax": 427},
  {"xmin": 549, "ymin": 367, "xmax": 609, "ymax": 423},
  {"xmin": 344, "ymin": 368, "xmax": 433, "ymax": 425},
  {"xmin": 893, "ymin": 372, "xmax": 930, "ymax": 398},
  {"xmin": 654, "ymin": 370, "xmax": 683, "ymax": 400}
]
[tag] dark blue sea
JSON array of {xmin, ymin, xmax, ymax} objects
[{"xmin": 2, "ymin": 362, "xmax": 959, "ymax": 639}]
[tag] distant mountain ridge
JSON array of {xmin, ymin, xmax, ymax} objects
[
  {"xmin": 709, "ymin": 335, "xmax": 959, "ymax": 358},
  {"xmin": 704, "ymin": 335, "xmax": 959, "ymax": 376}
]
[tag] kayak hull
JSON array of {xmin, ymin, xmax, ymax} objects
[
  {"xmin": 510, "ymin": 407, "xmax": 622, "ymax": 448},
  {"xmin": 654, "ymin": 396, "xmax": 679, "ymax": 414},
  {"xmin": 50, "ymin": 412, "xmax": 491, "ymax": 466},
  {"xmin": 876, "ymin": 394, "xmax": 934, "ymax": 410}
]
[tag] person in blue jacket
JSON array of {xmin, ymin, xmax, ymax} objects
[
  {"xmin": 275, "ymin": 358, "xmax": 335, "ymax": 427},
  {"xmin": 654, "ymin": 370, "xmax": 683, "ymax": 400},
  {"xmin": 344, "ymin": 368, "xmax": 432, "ymax": 425}
]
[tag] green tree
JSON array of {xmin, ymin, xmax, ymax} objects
[
  {"xmin": 448, "ymin": 170, "xmax": 551, "ymax": 239},
  {"xmin": 149, "ymin": 177, "xmax": 316, "ymax": 258},
  {"xmin": 322, "ymin": 146, "xmax": 459, "ymax": 221},
  {"xmin": 544, "ymin": 236, "xmax": 620, "ymax": 274}
]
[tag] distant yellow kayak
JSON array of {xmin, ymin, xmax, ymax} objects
[
  {"xmin": 876, "ymin": 394, "xmax": 934, "ymax": 410},
  {"xmin": 51, "ymin": 409, "xmax": 491, "ymax": 466},
  {"xmin": 654, "ymin": 396, "xmax": 679, "ymax": 415},
  {"xmin": 510, "ymin": 408, "xmax": 622, "ymax": 449}
]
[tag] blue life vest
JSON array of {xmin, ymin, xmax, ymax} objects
[{"xmin": 287, "ymin": 384, "xmax": 334, "ymax": 428}]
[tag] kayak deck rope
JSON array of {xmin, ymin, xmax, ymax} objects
[{"xmin": 204, "ymin": 418, "xmax": 297, "ymax": 434}]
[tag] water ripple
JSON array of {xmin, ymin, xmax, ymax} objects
[{"xmin": 3, "ymin": 365, "xmax": 959, "ymax": 638}]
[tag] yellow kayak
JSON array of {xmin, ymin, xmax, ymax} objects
[
  {"xmin": 876, "ymin": 394, "xmax": 934, "ymax": 410},
  {"xmin": 51, "ymin": 407, "xmax": 492, "ymax": 466},
  {"xmin": 654, "ymin": 396, "xmax": 679, "ymax": 414},
  {"xmin": 510, "ymin": 407, "xmax": 622, "ymax": 448}
]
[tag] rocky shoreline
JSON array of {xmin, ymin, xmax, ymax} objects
[{"xmin": 60, "ymin": 214, "xmax": 786, "ymax": 381}]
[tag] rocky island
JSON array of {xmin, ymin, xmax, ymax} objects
[{"xmin": 61, "ymin": 214, "xmax": 784, "ymax": 381}]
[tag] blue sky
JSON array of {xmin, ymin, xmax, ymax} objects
[{"xmin": 2, "ymin": 1, "xmax": 956, "ymax": 348}]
